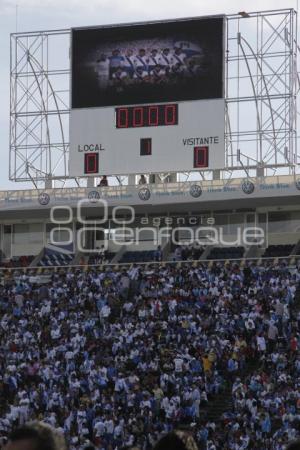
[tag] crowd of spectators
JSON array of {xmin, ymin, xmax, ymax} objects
[
  {"xmin": 0, "ymin": 259, "xmax": 299, "ymax": 450},
  {"xmin": 0, "ymin": 255, "xmax": 34, "ymax": 269}
]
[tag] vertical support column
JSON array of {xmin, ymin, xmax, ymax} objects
[
  {"xmin": 87, "ymin": 177, "xmax": 95, "ymax": 188},
  {"xmin": 128, "ymin": 175, "xmax": 135, "ymax": 186},
  {"xmin": 44, "ymin": 179, "xmax": 53, "ymax": 189},
  {"xmin": 212, "ymin": 170, "xmax": 221, "ymax": 180},
  {"xmin": 165, "ymin": 173, "xmax": 177, "ymax": 183}
]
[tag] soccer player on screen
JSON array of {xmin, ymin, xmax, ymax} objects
[
  {"xmin": 112, "ymin": 66, "xmax": 128, "ymax": 87},
  {"xmin": 95, "ymin": 54, "xmax": 110, "ymax": 89},
  {"xmin": 148, "ymin": 49, "xmax": 160, "ymax": 72},
  {"xmin": 135, "ymin": 48, "xmax": 149, "ymax": 72},
  {"xmin": 133, "ymin": 66, "xmax": 149, "ymax": 82},
  {"xmin": 122, "ymin": 49, "xmax": 136, "ymax": 78},
  {"xmin": 170, "ymin": 62, "xmax": 185, "ymax": 82},
  {"xmin": 158, "ymin": 48, "xmax": 174, "ymax": 74},
  {"xmin": 149, "ymin": 64, "xmax": 167, "ymax": 84},
  {"xmin": 109, "ymin": 49, "xmax": 124, "ymax": 79},
  {"xmin": 172, "ymin": 46, "xmax": 187, "ymax": 66}
]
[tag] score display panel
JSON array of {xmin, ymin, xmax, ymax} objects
[
  {"xmin": 116, "ymin": 104, "xmax": 178, "ymax": 129},
  {"xmin": 69, "ymin": 15, "xmax": 225, "ymax": 177}
]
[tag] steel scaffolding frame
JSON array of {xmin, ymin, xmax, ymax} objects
[
  {"xmin": 226, "ymin": 8, "xmax": 298, "ymax": 177},
  {"xmin": 10, "ymin": 29, "xmax": 70, "ymax": 185},
  {"xmin": 9, "ymin": 9, "xmax": 300, "ymax": 186}
]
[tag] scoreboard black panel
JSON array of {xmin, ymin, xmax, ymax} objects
[{"xmin": 71, "ymin": 16, "xmax": 224, "ymax": 108}]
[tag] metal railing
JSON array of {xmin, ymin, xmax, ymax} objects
[
  {"xmin": 0, "ymin": 174, "xmax": 298, "ymax": 207},
  {"xmin": 0, "ymin": 254, "xmax": 299, "ymax": 274}
]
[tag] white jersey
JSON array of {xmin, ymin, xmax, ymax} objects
[
  {"xmin": 135, "ymin": 55, "xmax": 148, "ymax": 69},
  {"xmin": 122, "ymin": 55, "xmax": 136, "ymax": 70},
  {"xmin": 158, "ymin": 53, "xmax": 174, "ymax": 68},
  {"xmin": 96, "ymin": 60, "xmax": 110, "ymax": 88},
  {"xmin": 171, "ymin": 52, "xmax": 186, "ymax": 66},
  {"xmin": 148, "ymin": 55, "xmax": 160, "ymax": 67},
  {"xmin": 112, "ymin": 71, "xmax": 127, "ymax": 81},
  {"xmin": 174, "ymin": 357, "xmax": 184, "ymax": 372},
  {"xmin": 133, "ymin": 70, "xmax": 148, "ymax": 80}
]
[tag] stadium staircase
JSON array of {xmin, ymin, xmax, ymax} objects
[
  {"xmin": 262, "ymin": 244, "xmax": 295, "ymax": 258},
  {"xmin": 200, "ymin": 245, "xmax": 214, "ymax": 260},
  {"xmin": 204, "ymin": 355, "xmax": 261, "ymax": 422},
  {"xmin": 30, "ymin": 247, "xmax": 45, "ymax": 267},
  {"xmin": 204, "ymin": 382, "xmax": 233, "ymax": 421},
  {"xmin": 207, "ymin": 246, "xmax": 245, "ymax": 260},
  {"xmin": 244, "ymin": 244, "xmax": 264, "ymax": 259},
  {"xmin": 203, "ymin": 276, "xmax": 300, "ymax": 424}
]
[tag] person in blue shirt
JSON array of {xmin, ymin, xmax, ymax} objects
[
  {"xmin": 108, "ymin": 49, "xmax": 124, "ymax": 79},
  {"xmin": 261, "ymin": 413, "xmax": 271, "ymax": 436}
]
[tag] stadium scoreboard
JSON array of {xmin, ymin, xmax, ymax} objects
[{"xmin": 69, "ymin": 15, "xmax": 225, "ymax": 177}]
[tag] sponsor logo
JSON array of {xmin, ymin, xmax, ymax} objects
[
  {"xmin": 189, "ymin": 184, "xmax": 202, "ymax": 198},
  {"xmin": 38, "ymin": 192, "xmax": 50, "ymax": 206},
  {"xmin": 138, "ymin": 187, "xmax": 151, "ymax": 201},
  {"xmin": 88, "ymin": 191, "xmax": 101, "ymax": 201},
  {"xmin": 242, "ymin": 180, "xmax": 255, "ymax": 195}
]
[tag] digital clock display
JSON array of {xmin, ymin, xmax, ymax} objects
[{"xmin": 116, "ymin": 104, "xmax": 178, "ymax": 129}]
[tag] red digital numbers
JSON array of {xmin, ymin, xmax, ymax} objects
[
  {"xmin": 148, "ymin": 106, "xmax": 159, "ymax": 126},
  {"xmin": 117, "ymin": 108, "xmax": 128, "ymax": 128},
  {"xmin": 116, "ymin": 104, "xmax": 178, "ymax": 128},
  {"xmin": 133, "ymin": 107, "xmax": 143, "ymax": 127},
  {"xmin": 194, "ymin": 146, "xmax": 209, "ymax": 168},
  {"xmin": 165, "ymin": 104, "xmax": 177, "ymax": 125},
  {"xmin": 84, "ymin": 153, "xmax": 99, "ymax": 174}
]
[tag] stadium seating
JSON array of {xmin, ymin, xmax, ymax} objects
[
  {"xmin": 0, "ymin": 255, "xmax": 34, "ymax": 268},
  {"xmin": 207, "ymin": 246, "xmax": 245, "ymax": 260},
  {"xmin": 88, "ymin": 252, "xmax": 115, "ymax": 265},
  {"xmin": 38, "ymin": 249, "xmax": 74, "ymax": 266},
  {"xmin": 119, "ymin": 250, "xmax": 156, "ymax": 263},
  {"xmin": 262, "ymin": 244, "xmax": 295, "ymax": 258}
]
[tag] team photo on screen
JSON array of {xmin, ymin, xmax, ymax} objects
[{"xmin": 72, "ymin": 17, "xmax": 224, "ymax": 108}]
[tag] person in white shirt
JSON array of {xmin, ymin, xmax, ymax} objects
[
  {"xmin": 150, "ymin": 65, "xmax": 167, "ymax": 84},
  {"xmin": 158, "ymin": 48, "xmax": 174, "ymax": 73},
  {"xmin": 135, "ymin": 48, "xmax": 148, "ymax": 71},
  {"xmin": 174, "ymin": 356, "xmax": 184, "ymax": 373},
  {"xmin": 122, "ymin": 49, "xmax": 136, "ymax": 78},
  {"xmin": 148, "ymin": 49, "xmax": 160, "ymax": 72},
  {"xmin": 94, "ymin": 418, "xmax": 105, "ymax": 437},
  {"xmin": 18, "ymin": 393, "xmax": 30, "ymax": 424},
  {"xmin": 133, "ymin": 66, "xmax": 149, "ymax": 81},
  {"xmin": 104, "ymin": 416, "xmax": 114, "ymax": 436},
  {"xmin": 112, "ymin": 67, "xmax": 128, "ymax": 85},
  {"xmin": 172, "ymin": 47, "xmax": 187, "ymax": 67},
  {"xmin": 256, "ymin": 334, "xmax": 267, "ymax": 353},
  {"xmin": 95, "ymin": 54, "xmax": 110, "ymax": 89}
]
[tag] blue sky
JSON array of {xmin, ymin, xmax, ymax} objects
[{"xmin": 0, "ymin": 0, "xmax": 297, "ymax": 189}]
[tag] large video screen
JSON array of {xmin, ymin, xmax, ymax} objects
[{"xmin": 71, "ymin": 17, "xmax": 224, "ymax": 108}]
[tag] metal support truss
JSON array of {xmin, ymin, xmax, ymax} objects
[
  {"xmin": 225, "ymin": 8, "xmax": 298, "ymax": 176},
  {"xmin": 10, "ymin": 29, "xmax": 70, "ymax": 184},
  {"xmin": 9, "ymin": 9, "xmax": 300, "ymax": 186}
]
